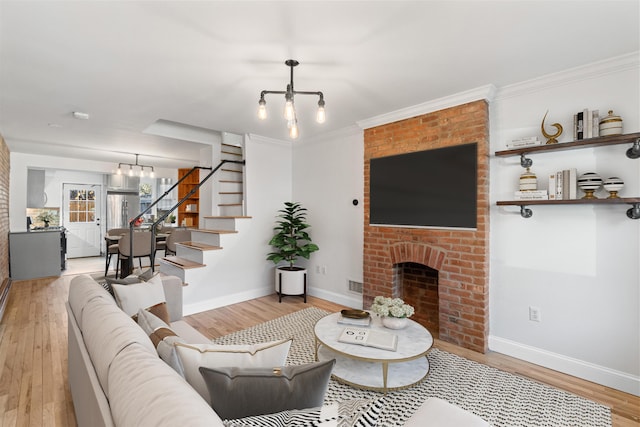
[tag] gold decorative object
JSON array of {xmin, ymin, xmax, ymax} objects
[{"xmin": 541, "ymin": 110, "xmax": 563, "ymax": 144}]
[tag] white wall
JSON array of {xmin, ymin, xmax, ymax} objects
[
  {"xmin": 292, "ymin": 126, "xmax": 365, "ymax": 308},
  {"xmin": 489, "ymin": 53, "xmax": 640, "ymax": 395}
]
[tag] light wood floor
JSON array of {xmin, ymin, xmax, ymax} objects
[{"xmin": 1, "ymin": 274, "xmax": 638, "ymax": 426}]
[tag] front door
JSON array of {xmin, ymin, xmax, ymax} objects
[{"xmin": 63, "ymin": 183, "xmax": 102, "ymax": 258}]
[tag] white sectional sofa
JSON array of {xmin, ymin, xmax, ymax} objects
[{"xmin": 66, "ymin": 274, "xmax": 490, "ymax": 427}]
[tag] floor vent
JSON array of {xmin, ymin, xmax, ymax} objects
[{"xmin": 348, "ymin": 279, "xmax": 363, "ymax": 294}]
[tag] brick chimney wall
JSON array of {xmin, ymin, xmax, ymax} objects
[{"xmin": 363, "ymin": 100, "xmax": 490, "ymax": 353}]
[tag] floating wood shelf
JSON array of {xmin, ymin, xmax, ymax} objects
[{"xmin": 495, "ymin": 132, "xmax": 640, "ymax": 219}]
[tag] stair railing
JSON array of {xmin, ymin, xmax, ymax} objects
[{"xmin": 123, "ymin": 159, "xmax": 245, "ymax": 277}]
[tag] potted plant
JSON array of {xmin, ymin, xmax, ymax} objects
[{"xmin": 267, "ymin": 202, "xmax": 319, "ymax": 301}]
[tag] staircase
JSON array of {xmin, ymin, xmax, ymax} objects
[
  {"xmin": 217, "ymin": 143, "xmax": 245, "ymax": 217},
  {"xmin": 158, "ymin": 215, "xmax": 250, "ymax": 286},
  {"xmin": 158, "ymin": 140, "xmax": 252, "ymax": 306}
]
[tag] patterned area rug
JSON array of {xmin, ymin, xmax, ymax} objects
[{"xmin": 212, "ymin": 307, "xmax": 611, "ymax": 427}]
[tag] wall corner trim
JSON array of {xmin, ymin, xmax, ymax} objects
[{"xmin": 356, "ymin": 84, "xmax": 497, "ymax": 130}]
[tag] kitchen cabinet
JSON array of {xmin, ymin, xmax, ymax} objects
[{"xmin": 9, "ymin": 230, "xmax": 66, "ymax": 279}]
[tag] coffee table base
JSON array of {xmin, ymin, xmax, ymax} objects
[{"xmin": 317, "ymin": 345, "xmax": 430, "ymax": 393}]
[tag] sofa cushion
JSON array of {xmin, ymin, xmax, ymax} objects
[
  {"xmin": 108, "ymin": 342, "xmax": 225, "ymax": 427},
  {"xmin": 137, "ymin": 308, "xmax": 187, "ymax": 376},
  {"xmin": 175, "ymin": 338, "xmax": 293, "ymax": 404},
  {"xmin": 69, "ymin": 274, "xmax": 115, "ymax": 329},
  {"xmin": 80, "ymin": 295, "xmax": 156, "ymax": 396},
  {"xmin": 112, "ymin": 274, "xmax": 166, "ymax": 319},
  {"xmin": 222, "ymin": 397, "xmax": 386, "ymax": 427},
  {"xmin": 200, "ymin": 359, "xmax": 335, "ymax": 420}
]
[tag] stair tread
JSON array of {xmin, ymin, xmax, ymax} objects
[
  {"xmin": 194, "ymin": 228, "xmax": 238, "ymax": 234},
  {"xmin": 160, "ymin": 256, "xmax": 205, "ymax": 269},
  {"xmin": 220, "ymin": 180, "xmax": 243, "ymax": 183},
  {"xmin": 203, "ymin": 215, "xmax": 252, "ymax": 219},
  {"xmin": 218, "ymin": 203, "xmax": 243, "ymax": 207},
  {"xmin": 177, "ymin": 241, "xmax": 223, "ymax": 251}
]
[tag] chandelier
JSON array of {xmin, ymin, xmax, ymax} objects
[
  {"xmin": 257, "ymin": 59, "xmax": 325, "ymax": 139},
  {"xmin": 116, "ymin": 154, "xmax": 155, "ymax": 178}
]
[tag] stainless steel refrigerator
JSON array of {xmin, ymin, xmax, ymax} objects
[{"xmin": 106, "ymin": 191, "xmax": 140, "ymax": 229}]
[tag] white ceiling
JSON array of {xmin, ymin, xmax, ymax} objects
[{"xmin": 1, "ymin": 1, "xmax": 638, "ymax": 169}]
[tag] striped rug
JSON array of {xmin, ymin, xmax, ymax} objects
[{"xmin": 211, "ymin": 307, "xmax": 611, "ymax": 427}]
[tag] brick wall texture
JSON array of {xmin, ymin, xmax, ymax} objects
[
  {"xmin": 363, "ymin": 100, "xmax": 490, "ymax": 353},
  {"xmin": 0, "ymin": 134, "xmax": 9, "ymax": 284}
]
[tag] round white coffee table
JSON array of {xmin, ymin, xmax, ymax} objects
[{"xmin": 314, "ymin": 312, "xmax": 433, "ymax": 393}]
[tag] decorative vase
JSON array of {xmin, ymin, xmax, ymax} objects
[
  {"xmin": 577, "ymin": 172, "xmax": 603, "ymax": 199},
  {"xmin": 381, "ymin": 316, "xmax": 408, "ymax": 330},
  {"xmin": 519, "ymin": 167, "xmax": 538, "ymax": 191},
  {"xmin": 599, "ymin": 110, "xmax": 623, "ymax": 136},
  {"xmin": 43, "ymin": 220, "xmax": 49, "ymax": 228},
  {"xmin": 603, "ymin": 177, "xmax": 624, "ymax": 199}
]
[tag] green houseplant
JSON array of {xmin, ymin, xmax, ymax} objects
[{"xmin": 267, "ymin": 202, "xmax": 319, "ymax": 301}]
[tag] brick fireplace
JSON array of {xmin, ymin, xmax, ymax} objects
[{"xmin": 363, "ymin": 100, "xmax": 489, "ymax": 353}]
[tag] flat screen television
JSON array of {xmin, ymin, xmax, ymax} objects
[{"xmin": 369, "ymin": 143, "xmax": 477, "ymax": 229}]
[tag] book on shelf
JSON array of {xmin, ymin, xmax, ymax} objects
[
  {"xmin": 337, "ymin": 315, "xmax": 371, "ymax": 327},
  {"xmin": 548, "ymin": 168, "xmax": 577, "ymax": 200},
  {"xmin": 513, "ymin": 190, "xmax": 548, "ymax": 200},
  {"xmin": 338, "ymin": 327, "xmax": 398, "ymax": 352},
  {"xmin": 574, "ymin": 109, "xmax": 600, "ymax": 140},
  {"xmin": 576, "ymin": 111, "xmax": 584, "ymax": 140}
]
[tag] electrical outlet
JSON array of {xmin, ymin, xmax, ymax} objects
[
  {"xmin": 321, "ymin": 266, "xmax": 327, "ymax": 275},
  {"xmin": 529, "ymin": 306, "xmax": 541, "ymax": 322},
  {"xmin": 315, "ymin": 265, "xmax": 321, "ymax": 274}
]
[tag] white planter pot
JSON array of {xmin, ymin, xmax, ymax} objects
[{"xmin": 275, "ymin": 267, "xmax": 307, "ymax": 300}]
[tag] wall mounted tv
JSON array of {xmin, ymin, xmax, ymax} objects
[{"xmin": 369, "ymin": 142, "xmax": 477, "ymax": 230}]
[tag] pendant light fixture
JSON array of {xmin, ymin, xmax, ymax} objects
[
  {"xmin": 257, "ymin": 59, "xmax": 325, "ymax": 139},
  {"xmin": 116, "ymin": 154, "xmax": 155, "ymax": 178}
]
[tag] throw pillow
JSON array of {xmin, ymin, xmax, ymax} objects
[
  {"xmin": 136, "ymin": 308, "xmax": 186, "ymax": 376},
  {"xmin": 112, "ymin": 274, "xmax": 167, "ymax": 320},
  {"xmin": 199, "ymin": 359, "xmax": 336, "ymax": 420},
  {"xmin": 221, "ymin": 397, "xmax": 386, "ymax": 427},
  {"xmin": 174, "ymin": 338, "xmax": 293, "ymax": 405}
]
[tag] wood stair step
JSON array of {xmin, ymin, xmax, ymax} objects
[
  {"xmin": 220, "ymin": 180, "xmax": 243, "ymax": 184},
  {"xmin": 195, "ymin": 228, "xmax": 238, "ymax": 234},
  {"xmin": 177, "ymin": 241, "xmax": 223, "ymax": 251},
  {"xmin": 203, "ymin": 216, "xmax": 252, "ymax": 219},
  {"xmin": 160, "ymin": 256, "xmax": 205, "ymax": 269},
  {"xmin": 217, "ymin": 203, "xmax": 242, "ymax": 207},
  {"xmin": 221, "ymin": 150, "xmax": 243, "ymax": 157}
]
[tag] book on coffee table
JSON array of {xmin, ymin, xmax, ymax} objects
[{"xmin": 338, "ymin": 327, "xmax": 398, "ymax": 351}]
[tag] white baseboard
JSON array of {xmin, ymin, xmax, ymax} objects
[
  {"xmin": 489, "ymin": 335, "xmax": 640, "ymax": 397},
  {"xmin": 183, "ymin": 286, "xmax": 363, "ymax": 316},
  {"xmin": 308, "ymin": 287, "xmax": 362, "ymax": 309},
  {"xmin": 183, "ymin": 288, "xmax": 273, "ymax": 316}
]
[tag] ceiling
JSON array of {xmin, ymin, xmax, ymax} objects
[{"xmin": 1, "ymin": 1, "xmax": 638, "ymax": 169}]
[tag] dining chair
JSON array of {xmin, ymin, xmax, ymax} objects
[
  {"xmin": 165, "ymin": 229, "xmax": 191, "ymax": 256},
  {"xmin": 117, "ymin": 231, "xmax": 153, "ymax": 278},
  {"xmin": 104, "ymin": 228, "xmax": 129, "ymax": 277}
]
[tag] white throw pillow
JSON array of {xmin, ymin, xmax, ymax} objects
[
  {"xmin": 112, "ymin": 274, "xmax": 165, "ymax": 317},
  {"xmin": 175, "ymin": 338, "xmax": 293, "ymax": 404}
]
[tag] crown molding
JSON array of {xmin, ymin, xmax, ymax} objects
[
  {"xmin": 495, "ymin": 51, "xmax": 640, "ymax": 100},
  {"xmin": 246, "ymin": 133, "xmax": 291, "ymax": 147},
  {"xmin": 356, "ymin": 84, "xmax": 497, "ymax": 130}
]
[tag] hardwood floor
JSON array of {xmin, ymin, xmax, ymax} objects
[{"xmin": 0, "ymin": 275, "xmax": 638, "ymax": 426}]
